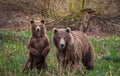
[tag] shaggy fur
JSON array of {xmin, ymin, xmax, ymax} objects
[
  {"xmin": 23, "ymin": 19, "xmax": 50, "ymax": 72},
  {"xmin": 53, "ymin": 27, "xmax": 94, "ymax": 72}
]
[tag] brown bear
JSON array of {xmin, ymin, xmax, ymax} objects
[
  {"xmin": 53, "ymin": 27, "xmax": 94, "ymax": 72},
  {"xmin": 23, "ymin": 19, "xmax": 50, "ymax": 72}
]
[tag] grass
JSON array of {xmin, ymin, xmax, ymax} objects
[{"xmin": 0, "ymin": 29, "xmax": 120, "ymax": 76}]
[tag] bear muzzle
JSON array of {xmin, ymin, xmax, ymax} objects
[
  {"xmin": 60, "ymin": 44, "xmax": 65, "ymax": 48},
  {"xmin": 36, "ymin": 26, "xmax": 40, "ymax": 32},
  {"xmin": 60, "ymin": 38, "xmax": 65, "ymax": 49}
]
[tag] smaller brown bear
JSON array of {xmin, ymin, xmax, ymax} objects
[
  {"xmin": 53, "ymin": 27, "xmax": 94, "ymax": 72},
  {"xmin": 23, "ymin": 19, "xmax": 50, "ymax": 72}
]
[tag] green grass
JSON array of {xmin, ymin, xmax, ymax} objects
[{"xmin": 0, "ymin": 30, "xmax": 120, "ymax": 76}]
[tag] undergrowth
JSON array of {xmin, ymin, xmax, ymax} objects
[{"xmin": 0, "ymin": 30, "xmax": 120, "ymax": 76}]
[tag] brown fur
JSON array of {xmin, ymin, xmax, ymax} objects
[
  {"xmin": 53, "ymin": 27, "xmax": 94, "ymax": 72},
  {"xmin": 23, "ymin": 20, "xmax": 50, "ymax": 72}
]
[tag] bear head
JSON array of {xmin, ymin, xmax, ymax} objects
[
  {"xmin": 53, "ymin": 27, "xmax": 72, "ymax": 50},
  {"xmin": 30, "ymin": 19, "xmax": 46, "ymax": 38}
]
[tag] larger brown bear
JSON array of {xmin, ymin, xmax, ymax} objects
[
  {"xmin": 23, "ymin": 19, "xmax": 50, "ymax": 72},
  {"xmin": 53, "ymin": 27, "xmax": 94, "ymax": 72}
]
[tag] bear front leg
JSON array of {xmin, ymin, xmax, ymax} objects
[
  {"xmin": 27, "ymin": 45, "xmax": 40, "ymax": 56},
  {"xmin": 70, "ymin": 57, "xmax": 79, "ymax": 73},
  {"xmin": 57, "ymin": 53, "xmax": 66, "ymax": 74},
  {"xmin": 70, "ymin": 61, "xmax": 76, "ymax": 72},
  {"xmin": 58, "ymin": 60, "xmax": 68, "ymax": 74},
  {"xmin": 41, "ymin": 45, "xmax": 50, "ymax": 57},
  {"xmin": 58, "ymin": 60, "xmax": 63, "ymax": 74}
]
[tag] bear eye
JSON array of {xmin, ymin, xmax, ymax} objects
[{"xmin": 58, "ymin": 36, "xmax": 61, "ymax": 39}]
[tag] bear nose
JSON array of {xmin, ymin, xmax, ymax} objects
[
  {"xmin": 36, "ymin": 28, "xmax": 40, "ymax": 32},
  {"xmin": 60, "ymin": 44, "xmax": 65, "ymax": 48}
]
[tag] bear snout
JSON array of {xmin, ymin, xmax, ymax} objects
[
  {"xmin": 60, "ymin": 44, "xmax": 65, "ymax": 48},
  {"xmin": 36, "ymin": 26, "xmax": 40, "ymax": 32},
  {"xmin": 60, "ymin": 38, "xmax": 65, "ymax": 49},
  {"xmin": 36, "ymin": 28, "xmax": 40, "ymax": 32}
]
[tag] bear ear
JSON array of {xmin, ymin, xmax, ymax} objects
[
  {"xmin": 31, "ymin": 19, "xmax": 34, "ymax": 24},
  {"xmin": 41, "ymin": 20, "xmax": 44, "ymax": 24},
  {"xmin": 53, "ymin": 28, "xmax": 58, "ymax": 34},
  {"xmin": 66, "ymin": 27, "xmax": 71, "ymax": 33}
]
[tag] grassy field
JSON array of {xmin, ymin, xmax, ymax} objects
[{"xmin": 0, "ymin": 29, "xmax": 120, "ymax": 76}]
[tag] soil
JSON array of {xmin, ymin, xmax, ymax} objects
[{"xmin": 0, "ymin": 11, "xmax": 120, "ymax": 37}]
